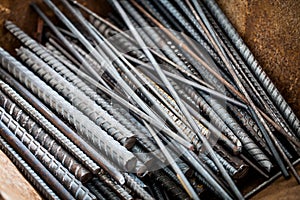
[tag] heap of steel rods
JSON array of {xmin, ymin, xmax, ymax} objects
[{"xmin": 0, "ymin": 0, "xmax": 299, "ymax": 199}]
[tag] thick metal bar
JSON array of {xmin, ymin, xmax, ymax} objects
[
  {"xmin": 0, "ymin": 77, "xmax": 100, "ymax": 173},
  {"xmin": 0, "ymin": 90, "xmax": 92, "ymax": 183},
  {"xmin": 0, "ymin": 67, "xmax": 124, "ymax": 185},
  {"xmin": 0, "ymin": 135, "xmax": 59, "ymax": 200},
  {"xmin": 44, "ymin": 0, "xmax": 192, "ymax": 150},
  {"xmin": 0, "ymin": 115, "xmax": 74, "ymax": 200},
  {"xmin": 17, "ymin": 47, "xmax": 136, "ymax": 149},
  {"xmin": 0, "ymin": 107, "xmax": 95, "ymax": 200},
  {"xmin": 0, "ymin": 46, "xmax": 137, "ymax": 172}
]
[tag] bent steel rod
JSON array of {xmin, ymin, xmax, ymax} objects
[{"xmin": 114, "ymin": 1, "xmax": 244, "ymax": 199}]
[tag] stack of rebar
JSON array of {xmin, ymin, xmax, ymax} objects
[{"xmin": 0, "ymin": 0, "xmax": 299, "ymax": 199}]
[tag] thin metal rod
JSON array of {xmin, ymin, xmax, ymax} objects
[
  {"xmin": 144, "ymin": 122, "xmax": 200, "ymax": 200},
  {"xmin": 124, "ymin": 53, "xmax": 247, "ymax": 109},
  {"xmin": 189, "ymin": 0, "xmax": 291, "ymax": 179},
  {"xmin": 123, "ymin": 1, "xmax": 244, "ymax": 198},
  {"xmin": 72, "ymin": 0, "xmax": 212, "ymax": 89},
  {"xmin": 45, "ymin": 0, "xmax": 192, "ymax": 150},
  {"xmin": 31, "ymin": 3, "xmax": 109, "ymax": 88}
]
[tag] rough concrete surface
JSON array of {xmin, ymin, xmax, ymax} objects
[{"xmin": 0, "ymin": 0, "xmax": 299, "ymax": 199}]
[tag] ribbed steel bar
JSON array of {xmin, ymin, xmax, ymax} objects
[
  {"xmin": 173, "ymin": 0, "xmax": 211, "ymax": 44},
  {"xmin": 114, "ymin": 103, "xmax": 165, "ymax": 162},
  {"xmin": 154, "ymin": 0, "xmax": 226, "ymax": 71},
  {"xmin": 89, "ymin": 20, "xmax": 196, "ymax": 146},
  {"xmin": 197, "ymin": 2, "xmax": 300, "ymax": 148},
  {"xmin": 48, "ymin": 45, "xmax": 192, "ymax": 150},
  {"xmin": 0, "ymin": 90, "xmax": 92, "ymax": 183},
  {"xmin": 168, "ymin": 26, "xmax": 258, "ymax": 164},
  {"xmin": 89, "ymin": 15, "xmax": 147, "ymax": 61},
  {"xmin": 0, "ymin": 107, "xmax": 95, "ymax": 200},
  {"xmin": 150, "ymin": 169, "xmax": 190, "ymax": 200},
  {"xmin": 113, "ymin": 62, "xmax": 201, "ymax": 150},
  {"xmin": 0, "ymin": 135, "xmax": 59, "ymax": 200},
  {"xmin": 0, "ymin": 77, "xmax": 100, "ymax": 173},
  {"xmin": 30, "ymin": 3, "xmax": 108, "ymax": 87},
  {"xmin": 41, "ymin": 40, "xmax": 158, "ymax": 169},
  {"xmin": 137, "ymin": 0, "xmax": 284, "ymax": 136},
  {"xmin": 17, "ymin": 47, "xmax": 136, "ymax": 149},
  {"xmin": 123, "ymin": 173, "xmax": 155, "ymax": 200},
  {"xmin": 90, "ymin": 178, "xmax": 121, "ymax": 200},
  {"xmin": 202, "ymin": 0, "xmax": 300, "ymax": 138},
  {"xmin": 120, "ymin": 2, "xmax": 242, "ymax": 152},
  {"xmin": 86, "ymin": 183, "xmax": 107, "ymax": 200},
  {"xmin": 160, "ymin": 61, "xmax": 243, "ymax": 155},
  {"xmin": 125, "ymin": 54, "xmax": 246, "ymax": 108},
  {"xmin": 134, "ymin": 1, "xmax": 295, "ymax": 181},
  {"xmin": 82, "ymin": 0, "xmax": 213, "ymax": 90},
  {"xmin": 0, "ymin": 47, "xmax": 137, "ymax": 172},
  {"xmin": 122, "ymin": 0, "xmax": 200, "ymax": 93},
  {"xmin": 124, "ymin": 5, "xmax": 243, "ymax": 156},
  {"xmin": 98, "ymin": 171, "xmax": 133, "ymax": 200},
  {"xmin": 0, "ymin": 119, "xmax": 74, "ymax": 200},
  {"xmin": 189, "ymin": 0, "xmax": 297, "ymax": 181},
  {"xmin": 0, "ymin": 67, "xmax": 124, "ymax": 184}
]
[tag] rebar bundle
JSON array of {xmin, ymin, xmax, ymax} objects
[{"xmin": 0, "ymin": 0, "xmax": 299, "ymax": 200}]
